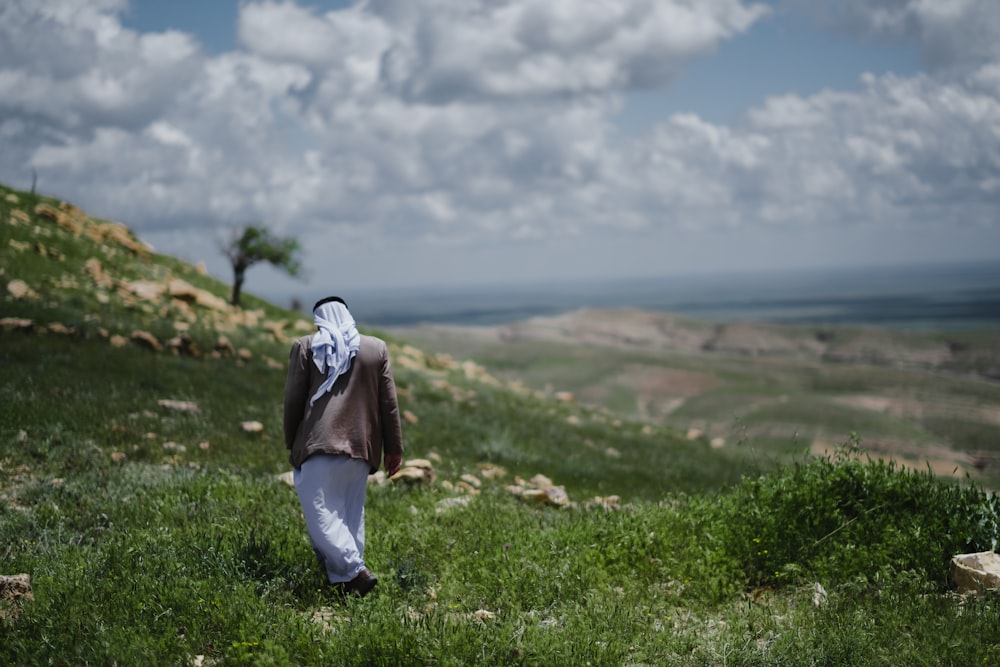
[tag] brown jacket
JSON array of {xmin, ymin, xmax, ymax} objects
[{"xmin": 283, "ymin": 333, "xmax": 403, "ymax": 473}]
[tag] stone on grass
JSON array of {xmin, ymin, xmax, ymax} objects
[
  {"xmin": 130, "ymin": 330, "xmax": 163, "ymax": 352},
  {"xmin": 0, "ymin": 317, "xmax": 34, "ymax": 332},
  {"xmin": 436, "ymin": 496, "xmax": 472, "ymax": 514},
  {"xmin": 214, "ymin": 336, "xmax": 235, "ymax": 356},
  {"xmin": 241, "ymin": 421, "xmax": 264, "ymax": 434},
  {"xmin": 0, "ymin": 574, "xmax": 33, "ymax": 622},
  {"xmin": 460, "ymin": 473, "xmax": 482, "ymax": 488},
  {"xmin": 392, "ymin": 466, "xmax": 435, "ymax": 485},
  {"xmin": 158, "ymin": 399, "xmax": 200, "ymax": 412},
  {"xmin": 952, "ymin": 551, "xmax": 1000, "ymax": 594},
  {"xmin": 126, "ymin": 280, "xmax": 164, "ymax": 302},
  {"xmin": 6, "ymin": 279, "xmax": 36, "ymax": 300}
]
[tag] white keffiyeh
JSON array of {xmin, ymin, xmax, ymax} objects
[{"xmin": 309, "ymin": 300, "xmax": 361, "ymax": 406}]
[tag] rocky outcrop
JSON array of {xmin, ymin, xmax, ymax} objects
[{"xmin": 0, "ymin": 574, "xmax": 33, "ymax": 622}]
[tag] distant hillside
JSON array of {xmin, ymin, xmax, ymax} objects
[{"xmin": 391, "ymin": 304, "xmax": 1000, "ymax": 489}]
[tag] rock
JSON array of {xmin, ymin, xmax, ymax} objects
[
  {"xmin": 460, "ymin": 473, "xmax": 481, "ymax": 488},
  {"xmin": 8, "ymin": 239, "xmax": 28, "ymax": 252},
  {"xmin": 585, "ymin": 495, "xmax": 621, "ymax": 511},
  {"xmin": 109, "ymin": 334, "xmax": 128, "ymax": 348},
  {"xmin": 686, "ymin": 428, "xmax": 703, "ymax": 440},
  {"xmin": 241, "ymin": 421, "xmax": 264, "ymax": 434},
  {"xmin": 476, "ymin": 463, "xmax": 506, "ymax": 479},
  {"xmin": 392, "ymin": 460, "xmax": 436, "ymax": 485},
  {"xmin": 238, "ymin": 348, "xmax": 252, "ymax": 361},
  {"xmin": 10, "ymin": 209, "xmax": 30, "ymax": 225},
  {"xmin": 4, "ymin": 193, "xmax": 18, "ymax": 203},
  {"xmin": 83, "ymin": 257, "xmax": 112, "ymax": 288},
  {"xmin": 952, "ymin": 551, "xmax": 1000, "ymax": 594},
  {"xmin": 167, "ymin": 278, "xmax": 201, "ymax": 302},
  {"xmin": 162, "ymin": 441, "xmax": 186, "ymax": 453},
  {"xmin": 710, "ymin": 437, "xmax": 726, "ymax": 449},
  {"xmin": 507, "ymin": 473, "xmax": 570, "ymax": 507},
  {"xmin": 44, "ymin": 323, "xmax": 73, "ymax": 336},
  {"xmin": 436, "ymin": 496, "xmax": 472, "ymax": 514},
  {"xmin": 214, "ymin": 336, "xmax": 235, "ymax": 356},
  {"xmin": 0, "ymin": 317, "xmax": 34, "ymax": 333},
  {"xmin": 167, "ymin": 334, "xmax": 201, "ymax": 357},
  {"xmin": 0, "ymin": 574, "xmax": 33, "ymax": 621},
  {"xmin": 125, "ymin": 280, "xmax": 164, "ymax": 302},
  {"xmin": 472, "ymin": 609, "xmax": 496, "ymax": 622},
  {"xmin": 456, "ymin": 481, "xmax": 480, "ymax": 495},
  {"xmin": 276, "ymin": 471, "xmax": 294, "ymax": 487},
  {"xmin": 130, "ymin": 330, "xmax": 163, "ymax": 352},
  {"xmin": 158, "ymin": 399, "xmax": 199, "ymax": 412},
  {"xmin": 6, "ymin": 279, "xmax": 36, "ymax": 300},
  {"xmin": 392, "ymin": 467, "xmax": 433, "ymax": 484},
  {"xmin": 529, "ymin": 474, "xmax": 554, "ymax": 490}
]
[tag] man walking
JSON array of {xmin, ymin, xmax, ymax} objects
[{"xmin": 283, "ymin": 296, "xmax": 403, "ymax": 596}]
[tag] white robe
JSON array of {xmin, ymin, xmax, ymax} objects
[{"xmin": 294, "ymin": 454, "xmax": 369, "ymax": 583}]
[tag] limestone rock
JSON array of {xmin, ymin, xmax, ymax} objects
[
  {"xmin": 130, "ymin": 330, "xmax": 163, "ymax": 352},
  {"xmin": 45, "ymin": 322, "xmax": 78, "ymax": 337},
  {"xmin": 392, "ymin": 458, "xmax": 436, "ymax": 485},
  {"xmin": 214, "ymin": 336, "xmax": 235, "ymax": 356},
  {"xmin": 436, "ymin": 496, "xmax": 472, "ymax": 514},
  {"xmin": 126, "ymin": 280, "xmax": 164, "ymax": 303},
  {"xmin": 507, "ymin": 473, "xmax": 570, "ymax": 507},
  {"xmin": 952, "ymin": 551, "xmax": 1000, "ymax": 594},
  {"xmin": 158, "ymin": 399, "xmax": 199, "ymax": 412},
  {"xmin": 167, "ymin": 334, "xmax": 201, "ymax": 357},
  {"xmin": 6, "ymin": 279, "xmax": 36, "ymax": 300},
  {"xmin": 460, "ymin": 473, "xmax": 482, "ymax": 488},
  {"xmin": 0, "ymin": 574, "xmax": 33, "ymax": 622},
  {"xmin": 0, "ymin": 318, "xmax": 34, "ymax": 333},
  {"xmin": 241, "ymin": 421, "xmax": 264, "ymax": 434}
]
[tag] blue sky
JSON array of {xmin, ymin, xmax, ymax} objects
[{"xmin": 1, "ymin": 0, "xmax": 997, "ymax": 304}]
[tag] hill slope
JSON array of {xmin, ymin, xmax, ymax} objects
[
  {"xmin": 2, "ymin": 183, "xmax": 998, "ymax": 665},
  {"xmin": 391, "ymin": 303, "xmax": 1000, "ymax": 488}
]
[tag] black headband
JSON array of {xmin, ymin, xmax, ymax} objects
[{"xmin": 313, "ymin": 296, "xmax": 348, "ymax": 311}]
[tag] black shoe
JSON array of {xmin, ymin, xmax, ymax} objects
[{"xmin": 343, "ymin": 568, "xmax": 378, "ymax": 597}]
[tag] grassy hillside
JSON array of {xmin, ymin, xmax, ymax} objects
[{"xmin": 2, "ymin": 183, "xmax": 999, "ymax": 665}]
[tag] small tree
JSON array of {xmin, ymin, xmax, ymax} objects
[{"xmin": 222, "ymin": 224, "xmax": 303, "ymax": 307}]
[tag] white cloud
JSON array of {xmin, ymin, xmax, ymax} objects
[
  {"xmin": 0, "ymin": 0, "xmax": 997, "ymax": 292},
  {"xmin": 798, "ymin": 0, "xmax": 1000, "ymax": 68}
]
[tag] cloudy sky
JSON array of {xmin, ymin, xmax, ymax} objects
[{"xmin": 2, "ymin": 0, "xmax": 998, "ymax": 304}]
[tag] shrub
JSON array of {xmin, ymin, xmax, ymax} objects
[{"xmin": 715, "ymin": 436, "xmax": 999, "ymax": 588}]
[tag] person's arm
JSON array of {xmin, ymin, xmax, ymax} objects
[
  {"xmin": 378, "ymin": 347, "xmax": 404, "ymax": 476},
  {"xmin": 283, "ymin": 340, "xmax": 309, "ymax": 451}
]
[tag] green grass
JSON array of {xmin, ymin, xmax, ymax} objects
[{"xmin": 2, "ymin": 181, "xmax": 1000, "ymax": 664}]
